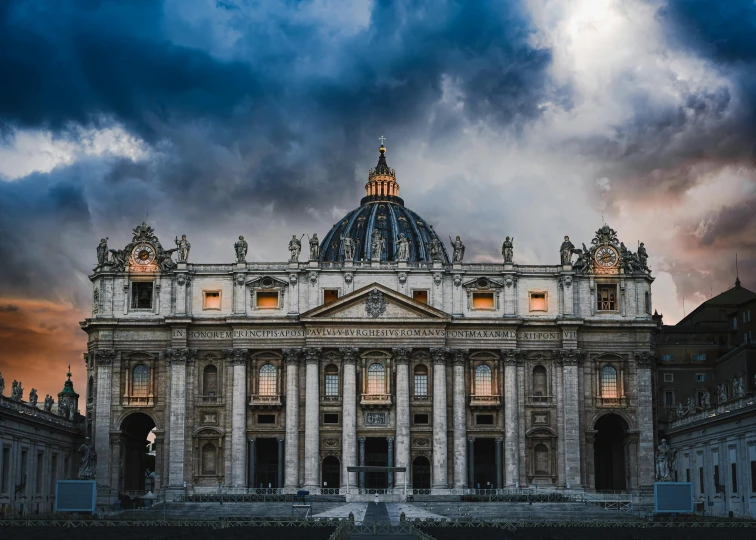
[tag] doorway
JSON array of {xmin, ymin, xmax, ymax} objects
[
  {"xmin": 255, "ymin": 438, "xmax": 279, "ymax": 489},
  {"xmin": 594, "ymin": 414, "xmax": 628, "ymax": 491},
  {"xmin": 365, "ymin": 438, "xmax": 388, "ymax": 489},
  {"xmin": 322, "ymin": 455, "xmax": 340, "ymax": 489},
  {"xmin": 473, "ymin": 438, "xmax": 497, "ymax": 489},
  {"xmin": 412, "ymin": 456, "xmax": 431, "ymax": 489}
]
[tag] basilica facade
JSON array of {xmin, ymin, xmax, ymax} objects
[{"xmin": 82, "ymin": 145, "xmax": 657, "ymax": 502}]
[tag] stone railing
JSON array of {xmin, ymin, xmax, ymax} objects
[
  {"xmin": 595, "ymin": 396, "xmax": 628, "ymax": 408},
  {"xmin": 181, "ymin": 261, "xmax": 565, "ymax": 274},
  {"xmin": 470, "ymin": 395, "xmax": 501, "ymax": 408},
  {"xmin": 122, "ymin": 394, "xmax": 154, "ymax": 406},
  {"xmin": 0, "ymin": 395, "xmax": 79, "ymax": 429},
  {"xmin": 668, "ymin": 395, "xmax": 756, "ymax": 429},
  {"xmin": 360, "ymin": 393, "xmax": 392, "ymax": 408},
  {"xmin": 248, "ymin": 394, "xmax": 283, "ymax": 408}
]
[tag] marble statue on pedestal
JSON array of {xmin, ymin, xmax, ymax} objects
[
  {"xmin": 11, "ymin": 380, "xmax": 22, "ymax": 402},
  {"xmin": 341, "ymin": 234, "xmax": 355, "ymax": 260},
  {"xmin": 309, "ymin": 234, "xmax": 320, "ymax": 260},
  {"xmin": 676, "ymin": 402, "xmax": 685, "ymax": 418},
  {"xmin": 234, "ymin": 236, "xmax": 248, "ymax": 263},
  {"xmin": 450, "ymin": 236, "xmax": 465, "ymax": 263},
  {"xmin": 560, "ymin": 236, "xmax": 575, "ymax": 265},
  {"xmin": 96, "ymin": 238, "xmax": 109, "ymax": 266},
  {"xmin": 396, "ymin": 233, "xmax": 410, "ymax": 261},
  {"xmin": 175, "ymin": 234, "xmax": 191, "ymax": 262},
  {"xmin": 702, "ymin": 390, "xmax": 711, "ymax": 409},
  {"xmin": 371, "ymin": 229, "xmax": 384, "ymax": 260},
  {"xmin": 655, "ymin": 439, "xmax": 676, "ymax": 481},
  {"xmin": 734, "ymin": 374, "xmax": 746, "ymax": 398},
  {"xmin": 28, "ymin": 388, "xmax": 38, "ymax": 407},
  {"xmin": 637, "ymin": 242, "xmax": 648, "ymax": 270},
  {"xmin": 44, "ymin": 394, "xmax": 54, "ymax": 412},
  {"xmin": 502, "ymin": 237, "xmax": 514, "ymax": 263},
  {"xmin": 686, "ymin": 396, "xmax": 696, "ymax": 415},
  {"xmin": 78, "ymin": 437, "xmax": 97, "ymax": 479},
  {"xmin": 717, "ymin": 383, "xmax": 727, "ymax": 404},
  {"xmin": 289, "ymin": 235, "xmax": 302, "ymax": 262}
]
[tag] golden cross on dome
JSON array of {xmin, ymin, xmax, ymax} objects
[{"xmin": 379, "ymin": 135, "xmax": 386, "ymax": 146}]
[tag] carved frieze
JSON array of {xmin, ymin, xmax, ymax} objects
[{"xmin": 223, "ymin": 348, "xmax": 249, "ymax": 365}]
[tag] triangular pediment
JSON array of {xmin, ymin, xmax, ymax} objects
[{"xmin": 300, "ymin": 283, "xmax": 451, "ymax": 321}]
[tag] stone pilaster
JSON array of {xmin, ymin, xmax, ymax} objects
[
  {"xmin": 501, "ymin": 348, "xmax": 520, "ymax": 486},
  {"xmin": 634, "ymin": 352, "xmax": 655, "ymax": 490},
  {"xmin": 341, "ymin": 347, "xmax": 359, "ymax": 490},
  {"xmin": 558, "ymin": 349, "xmax": 583, "ymax": 489},
  {"xmin": 166, "ymin": 347, "xmax": 196, "ymax": 487},
  {"xmin": 467, "ymin": 438, "xmax": 475, "ymax": 488},
  {"xmin": 584, "ymin": 430, "xmax": 597, "ymax": 490},
  {"xmin": 93, "ymin": 349, "xmax": 115, "ymax": 490},
  {"xmin": 393, "ymin": 347, "xmax": 411, "ymax": 488},
  {"xmin": 304, "ymin": 347, "xmax": 322, "ymax": 489},
  {"xmin": 247, "ymin": 438, "xmax": 256, "ymax": 488},
  {"xmin": 430, "ymin": 347, "xmax": 449, "ymax": 489},
  {"xmin": 387, "ymin": 436, "xmax": 394, "ymax": 489},
  {"xmin": 358, "ymin": 436, "xmax": 366, "ymax": 489},
  {"xmin": 224, "ymin": 348, "xmax": 249, "ymax": 487},
  {"xmin": 451, "ymin": 348, "xmax": 468, "ymax": 488},
  {"xmin": 283, "ymin": 348, "xmax": 302, "ymax": 488}
]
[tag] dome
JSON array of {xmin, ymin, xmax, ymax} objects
[{"xmin": 319, "ymin": 145, "xmax": 450, "ymax": 264}]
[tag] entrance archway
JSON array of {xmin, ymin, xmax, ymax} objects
[
  {"xmin": 412, "ymin": 456, "xmax": 430, "ymax": 489},
  {"xmin": 120, "ymin": 412, "xmax": 156, "ymax": 492},
  {"xmin": 322, "ymin": 456, "xmax": 340, "ymax": 489},
  {"xmin": 594, "ymin": 414, "xmax": 627, "ymax": 491}
]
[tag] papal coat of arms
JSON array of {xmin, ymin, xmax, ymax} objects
[{"xmin": 365, "ymin": 289, "xmax": 387, "ymax": 318}]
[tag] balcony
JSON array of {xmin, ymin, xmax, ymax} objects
[
  {"xmin": 321, "ymin": 394, "xmax": 342, "ymax": 406},
  {"xmin": 123, "ymin": 395, "xmax": 154, "ymax": 407},
  {"xmin": 528, "ymin": 395, "xmax": 553, "ymax": 405},
  {"xmin": 198, "ymin": 395, "xmax": 224, "ymax": 406},
  {"xmin": 470, "ymin": 395, "xmax": 501, "ymax": 409},
  {"xmin": 412, "ymin": 395, "xmax": 432, "ymax": 404},
  {"xmin": 249, "ymin": 394, "xmax": 283, "ymax": 409},
  {"xmin": 595, "ymin": 396, "xmax": 627, "ymax": 408},
  {"xmin": 360, "ymin": 393, "xmax": 392, "ymax": 409}
]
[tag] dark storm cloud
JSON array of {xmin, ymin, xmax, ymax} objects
[{"xmin": 0, "ymin": 304, "xmax": 20, "ymax": 312}]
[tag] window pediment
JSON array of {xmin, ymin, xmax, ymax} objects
[
  {"xmin": 461, "ymin": 277, "xmax": 505, "ymax": 291},
  {"xmin": 246, "ymin": 276, "xmax": 289, "ymax": 290}
]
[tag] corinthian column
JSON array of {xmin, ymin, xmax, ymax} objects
[
  {"xmin": 451, "ymin": 349, "xmax": 468, "ymax": 488},
  {"xmin": 283, "ymin": 348, "xmax": 302, "ymax": 488},
  {"xmin": 340, "ymin": 347, "xmax": 359, "ymax": 490},
  {"xmin": 393, "ymin": 347, "xmax": 411, "ymax": 489},
  {"xmin": 559, "ymin": 349, "xmax": 583, "ymax": 488},
  {"xmin": 430, "ymin": 347, "xmax": 449, "ymax": 490},
  {"xmin": 635, "ymin": 352, "xmax": 655, "ymax": 490},
  {"xmin": 502, "ymin": 348, "xmax": 520, "ymax": 487},
  {"xmin": 304, "ymin": 347, "xmax": 322, "ymax": 490},
  {"xmin": 224, "ymin": 348, "xmax": 249, "ymax": 487},
  {"xmin": 166, "ymin": 348, "xmax": 196, "ymax": 487},
  {"xmin": 93, "ymin": 349, "xmax": 115, "ymax": 488}
]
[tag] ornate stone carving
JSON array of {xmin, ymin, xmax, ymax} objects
[
  {"xmin": 323, "ymin": 438, "xmax": 339, "ymax": 446},
  {"xmin": 283, "ymin": 348, "xmax": 302, "ymax": 365},
  {"xmin": 96, "ymin": 238, "xmax": 109, "ymax": 266},
  {"xmin": 92, "ymin": 288, "xmax": 99, "ymax": 314},
  {"xmin": 304, "ymin": 347, "xmax": 322, "ymax": 365},
  {"xmin": 414, "ymin": 438, "xmax": 429, "ymax": 447},
  {"xmin": 717, "ymin": 383, "xmax": 728, "ymax": 404},
  {"xmin": 166, "ymin": 348, "xmax": 197, "ymax": 365},
  {"xmin": 341, "ymin": 234, "xmax": 355, "ymax": 260},
  {"xmin": 344, "ymin": 272, "xmax": 353, "ymax": 284},
  {"xmin": 77, "ymin": 437, "xmax": 97, "ymax": 480},
  {"xmin": 733, "ymin": 373, "xmax": 746, "ymax": 398},
  {"xmin": 453, "ymin": 274, "xmax": 461, "ymax": 287},
  {"xmin": 555, "ymin": 349, "xmax": 584, "ymax": 365},
  {"xmin": 501, "ymin": 348, "xmax": 521, "ymax": 364},
  {"xmin": 175, "ymin": 234, "xmax": 191, "ymax": 262},
  {"xmin": 433, "ymin": 272, "xmax": 442, "ymax": 286},
  {"xmin": 28, "ymin": 388, "xmax": 38, "ymax": 407},
  {"xmin": 427, "ymin": 228, "xmax": 443, "ymax": 262},
  {"xmin": 451, "ymin": 348, "xmax": 468, "ymax": 365},
  {"xmin": 289, "ymin": 234, "xmax": 302, "ymax": 262},
  {"xmin": 504, "ymin": 275, "xmax": 517, "ymax": 288},
  {"xmin": 339, "ymin": 347, "xmax": 359, "ymax": 364},
  {"xmin": 392, "ymin": 348, "xmax": 412, "ymax": 365},
  {"xmin": 234, "ymin": 236, "xmax": 248, "ymax": 263},
  {"xmin": 366, "ymin": 412, "xmax": 387, "ymax": 425},
  {"xmin": 450, "ymin": 235, "xmax": 465, "ymax": 263},
  {"xmin": 309, "ymin": 233, "xmax": 320, "ymax": 260},
  {"xmin": 371, "ymin": 229, "xmax": 385, "ymax": 260},
  {"xmin": 235, "ymin": 274, "xmax": 245, "ymax": 286},
  {"xmin": 396, "ymin": 233, "xmax": 410, "ymax": 261},
  {"xmin": 94, "ymin": 349, "xmax": 115, "ymax": 365},
  {"xmin": 560, "ymin": 236, "xmax": 576, "ymax": 265},
  {"xmin": 176, "ymin": 274, "xmax": 191, "ymax": 287},
  {"xmin": 558, "ymin": 275, "xmax": 572, "ymax": 289},
  {"xmin": 430, "ymin": 347, "xmax": 449, "ymax": 365},
  {"xmin": 308, "ymin": 271, "xmax": 318, "ymax": 286},
  {"xmin": 398, "ymin": 272, "xmax": 407, "ymax": 285},
  {"xmin": 223, "ymin": 348, "xmax": 249, "ymax": 365},
  {"xmin": 289, "ymin": 273, "xmax": 298, "ymax": 285},
  {"xmin": 634, "ymin": 351, "xmax": 653, "ymax": 367},
  {"xmin": 501, "ymin": 236, "xmax": 514, "ymax": 263},
  {"xmin": 365, "ymin": 289, "xmax": 387, "ymax": 318},
  {"xmin": 701, "ymin": 390, "xmax": 711, "ymax": 409}
]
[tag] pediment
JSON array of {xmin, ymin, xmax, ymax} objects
[
  {"xmin": 300, "ymin": 283, "xmax": 451, "ymax": 321},
  {"xmin": 461, "ymin": 277, "xmax": 505, "ymax": 290},
  {"xmin": 246, "ymin": 276, "xmax": 288, "ymax": 289}
]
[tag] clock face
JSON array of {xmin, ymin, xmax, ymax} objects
[
  {"xmin": 595, "ymin": 246, "xmax": 618, "ymax": 267},
  {"xmin": 131, "ymin": 243, "xmax": 156, "ymax": 265}
]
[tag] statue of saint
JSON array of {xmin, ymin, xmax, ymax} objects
[
  {"xmin": 14, "ymin": 381, "xmax": 23, "ymax": 402},
  {"xmin": 175, "ymin": 234, "xmax": 191, "ymax": 263},
  {"xmin": 676, "ymin": 402, "xmax": 685, "ymax": 418},
  {"xmin": 686, "ymin": 396, "xmax": 696, "ymax": 415},
  {"xmin": 655, "ymin": 439, "xmax": 675, "ymax": 482},
  {"xmin": 502, "ymin": 237, "xmax": 514, "ymax": 263},
  {"xmin": 371, "ymin": 230, "xmax": 385, "ymax": 260},
  {"xmin": 450, "ymin": 236, "xmax": 465, "ymax": 263},
  {"xmin": 156, "ymin": 246, "xmax": 178, "ymax": 272},
  {"xmin": 396, "ymin": 233, "xmax": 410, "ymax": 261},
  {"xmin": 717, "ymin": 383, "xmax": 727, "ymax": 404},
  {"xmin": 341, "ymin": 234, "xmax": 355, "ymax": 260},
  {"xmin": 309, "ymin": 234, "xmax": 320, "ymax": 260},
  {"xmin": 733, "ymin": 373, "xmax": 745, "ymax": 398},
  {"xmin": 234, "ymin": 236, "xmax": 248, "ymax": 263},
  {"xmin": 44, "ymin": 395, "xmax": 54, "ymax": 412},
  {"xmin": 289, "ymin": 235, "xmax": 302, "ymax": 262},
  {"xmin": 78, "ymin": 437, "xmax": 97, "ymax": 480},
  {"xmin": 702, "ymin": 390, "xmax": 711, "ymax": 409},
  {"xmin": 28, "ymin": 388, "xmax": 38, "ymax": 407},
  {"xmin": 0, "ymin": 371, "xmax": 4, "ymax": 396},
  {"xmin": 637, "ymin": 242, "xmax": 648, "ymax": 269},
  {"xmin": 560, "ymin": 236, "xmax": 575, "ymax": 265},
  {"xmin": 96, "ymin": 238, "xmax": 109, "ymax": 266},
  {"xmin": 108, "ymin": 248, "xmax": 128, "ymax": 269}
]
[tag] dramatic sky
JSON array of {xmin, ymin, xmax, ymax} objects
[{"xmin": 1, "ymin": 0, "xmax": 755, "ymax": 400}]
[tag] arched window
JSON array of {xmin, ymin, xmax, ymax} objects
[
  {"xmin": 324, "ymin": 364, "xmax": 339, "ymax": 397},
  {"xmin": 132, "ymin": 365, "xmax": 149, "ymax": 397},
  {"xmin": 259, "ymin": 364, "xmax": 277, "ymax": 396},
  {"xmin": 367, "ymin": 363, "xmax": 385, "ymax": 395},
  {"xmin": 203, "ymin": 365, "xmax": 218, "ymax": 399},
  {"xmin": 534, "ymin": 443, "xmax": 550, "ymax": 475},
  {"xmin": 202, "ymin": 443, "xmax": 217, "ymax": 475},
  {"xmin": 414, "ymin": 365, "xmax": 428, "ymax": 397},
  {"xmin": 532, "ymin": 366, "xmax": 547, "ymax": 398},
  {"xmin": 601, "ymin": 365, "xmax": 618, "ymax": 398},
  {"xmin": 475, "ymin": 364, "xmax": 492, "ymax": 395}
]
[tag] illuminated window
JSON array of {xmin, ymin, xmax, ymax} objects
[
  {"xmin": 414, "ymin": 364, "xmax": 428, "ymax": 397},
  {"xmin": 597, "ymin": 285, "xmax": 616, "ymax": 311},
  {"xmin": 203, "ymin": 365, "xmax": 218, "ymax": 398},
  {"xmin": 256, "ymin": 291, "xmax": 279, "ymax": 309},
  {"xmin": 529, "ymin": 293, "xmax": 546, "ymax": 312},
  {"xmin": 367, "ymin": 363, "xmax": 385, "ymax": 394},
  {"xmin": 132, "ymin": 364, "xmax": 149, "ymax": 396},
  {"xmin": 601, "ymin": 365, "xmax": 618, "ymax": 398},
  {"xmin": 412, "ymin": 290, "xmax": 428, "ymax": 304},
  {"xmin": 475, "ymin": 364, "xmax": 492, "ymax": 395},
  {"xmin": 203, "ymin": 291, "xmax": 221, "ymax": 310},
  {"xmin": 131, "ymin": 282, "xmax": 153, "ymax": 309},
  {"xmin": 472, "ymin": 292, "xmax": 495, "ymax": 310},
  {"xmin": 202, "ymin": 443, "xmax": 216, "ymax": 475},
  {"xmin": 259, "ymin": 364, "xmax": 277, "ymax": 396},
  {"xmin": 324, "ymin": 364, "xmax": 339, "ymax": 396},
  {"xmin": 323, "ymin": 289, "xmax": 339, "ymax": 304}
]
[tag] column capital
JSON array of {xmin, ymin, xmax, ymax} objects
[
  {"xmin": 387, "ymin": 437, "xmax": 395, "ymax": 443},
  {"xmin": 634, "ymin": 351, "xmax": 654, "ymax": 367},
  {"xmin": 283, "ymin": 348, "xmax": 303, "ymax": 365},
  {"xmin": 223, "ymin": 348, "xmax": 249, "ymax": 365},
  {"xmin": 553, "ymin": 349, "xmax": 584, "ymax": 365},
  {"xmin": 450, "ymin": 348, "xmax": 468, "ymax": 365},
  {"xmin": 468, "ymin": 437, "xmax": 475, "ymax": 443},
  {"xmin": 392, "ymin": 347, "xmax": 412, "ymax": 365},
  {"xmin": 304, "ymin": 347, "xmax": 322, "ymax": 365},
  {"xmin": 430, "ymin": 347, "xmax": 449, "ymax": 365},
  {"xmin": 339, "ymin": 347, "xmax": 360, "ymax": 365},
  {"xmin": 166, "ymin": 348, "xmax": 197, "ymax": 365},
  {"xmin": 94, "ymin": 349, "xmax": 115, "ymax": 365},
  {"xmin": 358, "ymin": 436, "xmax": 366, "ymax": 443},
  {"xmin": 584, "ymin": 429, "xmax": 598, "ymax": 444},
  {"xmin": 495, "ymin": 437, "xmax": 503, "ymax": 444},
  {"xmin": 277, "ymin": 437, "xmax": 285, "ymax": 443},
  {"xmin": 248, "ymin": 438, "xmax": 256, "ymax": 443},
  {"xmin": 500, "ymin": 348, "xmax": 522, "ymax": 364}
]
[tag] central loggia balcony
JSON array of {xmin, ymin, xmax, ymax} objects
[
  {"xmin": 249, "ymin": 393, "xmax": 283, "ymax": 409},
  {"xmin": 360, "ymin": 393, "xmax": 393, "ymax": 409},
  {"xmin": 470, "ymin": 394, "xmax": 501, "ymax": 409}
]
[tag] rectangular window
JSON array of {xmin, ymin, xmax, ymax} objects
[
  {"xmin": 325, "ymin": 373, "xmax": 339, "ymax": 397},
  {"xmin": 476, "ymin": 414, "xmax": 494, "ymax": 425},
  {"xmin": 412, "ymin": 290, "xmax": 428, "ymax": 304},
  {"xmin": 661, "ymin": 354, "xmax": 673, "ymax": 361},
  {"xmin": 529, "ymin": 292, "xmax": 547, "ymax": 312},
  {"xmin": 751, "ymin": 461, "xmax": 756, "ymax": 493},
  {"xmin": 36, "ymin": 453, "xmax": 43, "ymax": 494},
  {"xmin": 694, "ymin": 373, "xmax": 707, "ymax": 382},
  {"xmin": 663, "ymin": 373, "xmax": 674, "ymax": 383},
  {"xmin": 472, "ymin": 292, "xmax": 495, "ymax": 310},
  {"xmin": 732, "ymin": 463, "xmax": 738, "ymax": 493},
  {"xmin": 50, "ymin": 455, "xmax": 57, "ymax": 496},
  {"xmin": 64, "ymin": 456, "xmax": 69, "ymax": 479},
  {"xmin": 693, "ymin": 353, "xmax": 707, "ymax": 361},
  {"xmin": 256, "ymin": 291, "xmax": 279, "ymax": 309},
  {"xmin": 203, "ymin": 291, "xmax": 221, "ymax": 310},
  {"xmin": 733, "ymin": 317, "xmax": 737, "ymax": 329},
  {"xmin": 597, "ymin": 285, "xmax": 617, "ymax": 311},
  {"xmin": 323, "ymin": 413, "xmax": 339, "ymax": 424},
  {"xmin": 699, "ymin": 467, "xmax": 704, "ymax": 495},
  {"xmin": 714, "ymin": 465, "xmax": 720, "ymax": 491},
  {"xmin": 257, "ymin": 414, "xmax": 275, "ymax": 424},
  {"xmin": 413, "ymin": 413, "xmax": 429, "ymax": 425},
  {"xmin": 686, "ymin": 468, "xmax": 690, "ymax": 483},
  {"xmin": 131, "ymin": 282, "xmax": 153, "ymax": 309},
  {"xmin": 1, "ymin": 447, "xmax": 9, "ymax": 493},
  {"xmin": 323, "ymin": 289, "xmax": 339, "ymax": 304},
  {"xmin": 414, "ymin": 373, "xmax": 428, "ymax": 397},
  {"xmin": 664, "ymin": 390, "xmax": 675, "ymax": 406}
]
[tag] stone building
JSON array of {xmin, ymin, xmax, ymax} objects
[
  {"xmin": 0, "ymin": 371, "xmax": 85, "ymax": 515},
  {"xmin": 82, "ymin": 144, "xmax": 657, "ymax": 503}
]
